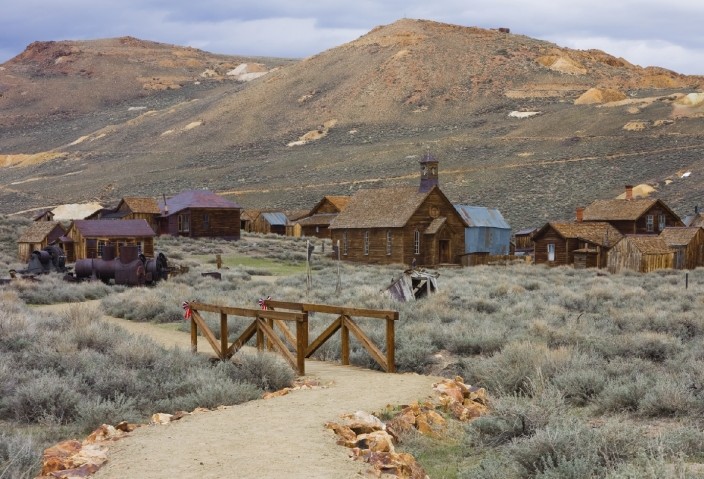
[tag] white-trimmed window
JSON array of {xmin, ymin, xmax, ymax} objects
[
  {"xmin": 414, "ymin": 230, "xmax": 420, "ymax": 255},
  {"xmin": 386, "ymin": 231, "xmax": 392, "ymax": 256},
  {"xmin": 178, "ymin": 214, "xmax": 190, "ymax": 233},
  {"xmin": 658, "ymin": 214, "xmax": 666, "ymax": 231},
  {"xmin": 547, "ymin": 243, "xmax": 555, "ymax": 262},
  {"xmin": 97, "ymin": 240, "xmax": 106, "ymax": 258},
  {"xmin": 364, "ymin": 231, "xmax": 370, "ymax": 255},
  {"xmin": 343, "ymin": 231, "xmax": 349, "ymax": 255},
  {"xmin": 646, "ymin": 214, "xmax": 654, "ymax": 232}
]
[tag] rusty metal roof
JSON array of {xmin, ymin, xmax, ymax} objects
[
  {"xmin": 71, "ymin": 219, "xmax": 156, "ymax": 238},
  {"xmin": 454, "ymin": 205, "xmax": 510, "ymax": 229},
  {"xmin": 330, "ymin": 186, "xmax": 430, "ymax": 229},
  {"xmin": 18, "ymin": 221, "xmax": 65, "ymax": 243},
  {"xmin": 660, "ymin": 227, "xmax": 702, "ymax": 246},
  {"xmin": 620, "ymin": 235, "xmax": 673, "ymax": 254},
  {"xmin": 160, "ymin": 190, "xmax": 241, "ymax": 215}
]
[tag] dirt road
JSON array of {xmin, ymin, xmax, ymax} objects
[{"xmin": 39, "ymin": 302, "xmax": 440, "ymax": 479}]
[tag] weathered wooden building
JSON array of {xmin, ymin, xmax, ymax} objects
[
  {"xmin": 17, "ymin": 221, "xmax": 66, "ymax": 262},
  {"xmin": 513, "ymin": 227, "xmax": 537, "ymax": 256},
  {"xmin": 65, "ymin": 219, "xmax": 156, "ymax": 261},
  {"xmin": 240, "ymin": 210, "xmax": 259, "ymax": 233},
  {"xmin": 33, "ymin": 210, "xmax": 55, "ymax": 222},
  {"xmin": 582, "ymin": 186, "xmax": 683, "ymax": 235},
  {"xmin": 158, "ymin": 190, "xmax": 241, "ymax": 239},
  {"xmin": 532, "ymin": 222, "xmax": 622, "ymax": 268},
  {"xmin": 660, "ymin": 227, "xmax": 704, "ymax": 269},
  {"xmin": 252, "ymin": 212, "xmax": 288, "ymax": 235},
  {"xmin": 294, "ymin": 196, "xmax": 351, "ymax": 238},
  {"xmin": 329, "ymin": 154, "xmax": 467, "ymax": 267},
  {"xmin": 607, "ymin": 235, "xmax": 674, "ymax": 273},
  {"xmin": 454, "ymin": 205, "xmax": 511, "ymax": 255},
  {"xmin": 88, "ymin": 197, "xmax": 161, "ymax": 232}
]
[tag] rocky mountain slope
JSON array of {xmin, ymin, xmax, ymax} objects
[{"xmin": 1, "ymin": 19, "xmax": 704, "ymax": 229}]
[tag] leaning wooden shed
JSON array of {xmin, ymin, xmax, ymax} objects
[
  {"xmin": 17, "ymin": 221, "xmax": 66, "ymax": 262},
  {"xmin": 659, "ymin": 227, "xmax": 704, "ymax": 270},
  {"xmin": 607, "ymin": 235, "xmax": 674, "ymax": 273}
]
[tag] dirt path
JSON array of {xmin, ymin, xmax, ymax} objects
[{"xmin": 38, "ymin": 302, "xmax": 440, "ymax": 479}]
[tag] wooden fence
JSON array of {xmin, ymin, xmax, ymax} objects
[{"xmin": 185, "ymin": 300, "xmax": 398, "ymax": 375}]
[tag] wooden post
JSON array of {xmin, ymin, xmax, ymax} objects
[
  {"xmin": 216, "ymin": 254, "xmax": 222, "ymax": 269},
  {"xmin": 190, "ymin": 317, "xmax": 197, "ymax": 354},
  {"xmin": 267, "ymin": 318, "xmax": 274, "ymax": 351},
  {"xmin": 256, "ymin": 321, "xmax": 264, "ymax": 350},
  {"xmin": 220, "ymin": 312, "xmax": 228, "ymax": 360},
  {"xmin": 341, "ymin": 315, "xmax": 350, "ymax": 366},
  {"xmin": 295, "ymin": 315, "xmax": 308, "ymax": 375},
  {"xmin": 386, "ymin": 317, "xmax": 395, "ymax": 373}
]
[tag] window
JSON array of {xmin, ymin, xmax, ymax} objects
[
  {"xmin": 97, "ymin": 240, "xmax": 105, "ymax": 258},
  {"xmin": 386, "ymin": 231, "xmax": 392, "ymax": 255},
  {"xmin": 658, "ymin": 214, "xmax": 666, "ymax": 231},
  {"xmin": 136, "ymin": 241, "xmax": 143, "ymax": 255},
  {"xmin": 646, "ymin": 214, "xmax": 654, "ymax": 232},
  {"xmin": 203, "ymin": 213, "xmax": 209, "ymax": 230},
  {"xmin": 547, "ymin": 243, "xmax": 555, "ymax": 262},
  {"xmin": 178, "ymin": 214, "xmax": 190, "ymax": 233},
  {"xmin": 364, "ymin": 231, "xmax": 370, "ymax": 255},
  {"xmin": 414, "ymin": 230, "xmax": 421, "ymax": 255},
  {"xmin": 343, "ymin": 231, "xmax": 349, "ymax": 255}
]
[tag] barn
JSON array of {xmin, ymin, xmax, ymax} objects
[
  {"xmin": 532, "ymin": 222, "xmax": 622, "ymax": 268},
  {"xmin": 660, "ymin": 227, "xmax": 704, "ymax": 270},
  {"xmin": 454, "ymin": 205, "xmax": 511, "ymax": 256},
  {"xmin": 158, "ymin": 190, "xmax": 241, "ymax": 239},
  {"xmin": 607, "ymin": 235, "xmax": 674, "ymax": 273},
  {"xmin": 17, "ymin": 221, "xmax": 66, "ymax": 262},
  {"xmin": 65, "ymin": 219, "xmax": 156, "ymax": 261},
  {"xmin": 329, "ymin": 153, "xmax": 467, "ymax": 267}
]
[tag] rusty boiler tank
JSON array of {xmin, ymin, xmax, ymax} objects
[{"xmin": 74, "ymin": 244, "xmax": 160, "ymax": 286}]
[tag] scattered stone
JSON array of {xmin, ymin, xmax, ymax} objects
[
  {"xmin": 623, "ymin": 120, "xmax": 650, "ymax": 131},
  {"xmin": 150, "ymin": 412, "xmax": 173, "ymax": 425}
]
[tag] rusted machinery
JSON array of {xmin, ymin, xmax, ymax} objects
[
  {"xmin": 72, "ymin": 245, "xmax": 168, "ymax": 286},
  {"xmin": 21, "ymin": 245, "xmax": 68, "ymax": 275}
]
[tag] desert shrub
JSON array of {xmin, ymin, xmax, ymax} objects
[
  {"xmin": 12, "ymin": 274, "xmax": 117, "ymax": 304},
  {"xmin": 229, "ymin": 351, "xmax": 295, "ymax": 392},
  {"xmin": 7, "ymin": 372, "xmax": 83, "ymax": 424},
  {"xmin": 76, "ymin": 394, "xmax": 141, "ymax": 431},
  {"xmin": 0, "ymin": 430, "xmax": 42, "ymax": 479},
  {"xmin": 594, "ymin": 374, "xmax": 652, "ymax": 414}
]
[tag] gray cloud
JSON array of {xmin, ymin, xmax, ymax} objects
[{"xmin": 1, "ymin": 1, "xmax": 703, "ymax": 74}]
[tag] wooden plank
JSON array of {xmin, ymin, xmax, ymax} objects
[
  {"xmin": 265, "ymin": 300, "xmax": 398, "ymax": 320},
  {"xmin": 258, "ymin": 310, "xmax": 307, "ymax": 322},
  {"xmin": 274, "ymin": 319, "xmax": 297, "ymax": 349},
  {"xmin": 266, "ymin": 318, "xmax": 274, "ymax": 351},
  {"xmin": 257, "ymin": 319, "xmax": 298, "ymax": 372},
  {"xmin": 220, "ymin": 312, "xmax": 228, "ymax": 359},
  {"xmin": 190, "ymin": 317, "xmax": 197, "ymax": 353},
  {"xmin": 344, "ymin": 317, "xmax": 388, "ymax": 371},
  {"xmin": 305, "ymin": 317, "xmax": 342, "ymax": 357},
  {"xmin": 191, "ymin": 310, "xmax": 222, "ymax": 359},
  {"xmin": 341, "ymin": 317, "xmax": 350, "ymax": 366},
  {"xmin": 226, "ymin": 320, "xmax": 258, "ymax": 357},
  {"xmin": 386, "ymin": 318, "xmax": 396, "ymax": 373},
  {"xmin": 296, "ymin": 318, "xmax": 308, "ymax": 375}
]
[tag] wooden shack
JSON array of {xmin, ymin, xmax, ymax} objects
[
  {"xmin": 607, "ymin": 235, "xmax": 674, "ymax": 273},
  {"xmin": 294, "ymin": 196, "xmax": 351, "ymax": 238},
  {"xmin": 583, "ymin": 187, "xmax": 682, "ymax": 235},
  {"xmin": 17, "ymin": 221, "xmax": 66, "ymax": 262},
  {"xmin": 513, "ymin": 227, "xmax": 537, "ymax": 256},
  {"xmin": 532, "ymin": 222, "xmax": 622, "ymax": 268},
  {"xmin": 329, "ymin": 153, "xmax": 467, "ymax": 267},
  {"xmin": 240, "ymin": 210, "xmax": 259, "ymax": 233},
  {"xmin": 33, "ymin": 210, "xmax": 55, "ymax": 222},
  {"xmin": 158, "ymin": 190, "xmax": 241, "ymax": 239},
  {"xmin": 251, "ymin": 212, "xmax": 288, "ymax": 235},
  {"xmin": 65, "ymin": 219, "xmax": 156, "ymax": 261},
  {"xmin": 660, "ymin": 227, "xmax": 704, "ymax": 269},
  {"xmin": 96, "ymin": 197, "xmax": 161, "ymax": 232},
  {"xmin": 454, "ymin": 205, "xmax": 511, "ymax": 255}
]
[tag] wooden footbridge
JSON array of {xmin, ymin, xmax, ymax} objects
[{"xmin": 184, "ymin": 300, "xmax": 398, "ymax": 374}]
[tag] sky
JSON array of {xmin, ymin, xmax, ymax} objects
[{"xmin": 1, "ymin": 1, "xmax": 704, "ymax": 75}]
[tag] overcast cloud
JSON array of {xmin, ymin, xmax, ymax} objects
[{"xmin": 1, "ymin": 1, "xmax": 703, "ymax": 75}]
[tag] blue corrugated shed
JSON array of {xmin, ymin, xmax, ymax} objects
[
  {"xmin": 454, "ymin": 205, "xmax": 511, "ymax": 255},
  {"xmin": 260, "ymin": 212, "xmax": 289, "ymax": 226}
]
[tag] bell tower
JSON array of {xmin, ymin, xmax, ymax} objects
[{"xmin": 419, "ymin": 151, "xmax": 439, "ymax": 193}]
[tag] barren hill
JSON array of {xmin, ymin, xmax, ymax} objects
[{"xmin": 2, "ymin": 19, "xmax": 704, "ymax": 229}]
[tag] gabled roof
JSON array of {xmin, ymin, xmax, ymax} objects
[
  {"xmin": 33, "ymin": 209, "xmax": 54, "ymax": 221},
  {"xmin": 160, "ymin": 190, "xmax": 241, "ymax": 215},
  {"xmin": 534, "ymin": 222, "xmax": 622, "ymax": 247},
  {"xmin": 286, "ymin": 209, "xmax": 311, "ymax": 222},
  {"xmin": 241, "ymin": 209, "xmax": 260, "ymax": 221},
  {"xmin": 454, "ymin": 205, "xmax": 510, "ymax": 229},
  {"xmin": 260, "ymin": 212, "xmax": 288, "ymax": 226},
  {"xmin": 120, "ymin": 197, "xmax": 160, "ymax": 214},
  {"xmin": 660, "ymin": 227, "xmax": 702, "ymax": 246},
  {"xmin": 309, "ymin": 196, "xmax": 351, "ymax": 215},
  {"xmin": 70, "ymin": 219, "xmax": 156, "ymax": 238},
  {"xmin": 330, "ymin": 186, "xmax": 430, "ymax": 229},
  {"xmin": 424, "ymin": 217, "xmax": 447, "ymax": 235},
  {"xmin": 18, "ymin": 221, "xmax": 65, "ymax": 243},
  {"xmin": 515, "ymin": 227, "xmax": 538, "ymax": 236},
  {"xmin": 620, "ymin": 235, "xmax": 672, "ymax": 254},
  {"xmin": 583, "ymin": 198, "xmax": 677, "ymax": 221},
  {"xmin": 296, "ymin": 213, "xmax": 338, "ymax": 227},
  {"xmin": 684, "ymin": 213, "xmax": 704, "ymax": 228}
]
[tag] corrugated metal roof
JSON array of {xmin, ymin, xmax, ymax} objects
[
  {"xmin": 261, "ymin": 212, "xmax": 289, "ymax": 226},
  {"xmin": 160, "ymin": 190, "xmax": 241, "ymax": 215},
  {"xmin": 18, "ymin": 222, "xmax": 65, "ymax": 243},
  {"xmin": 454, "ymin": 205, "xmax": 510, "ymax": 229},
  {"xmin": 71, "ymin": 219, "xmax": 156, "ymax": 238}
]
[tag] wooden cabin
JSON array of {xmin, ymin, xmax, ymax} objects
[
  {"xmin": 329, "ymin": 153, "xmax": 467, "ymax": 267},
  {"xmin": 532, "ymin": 222, "xmax": 622, "ymax": 268},
  {"xmin": 454, "ymin": 205, "xmax": 511, "ymax": 256},
  {"xmin": 240, "ymin": 210, "xmax": 259, "ymax": 233},
  {"xmin": 294, "ymin": 196, "xmax": 351, "ymax": 238},
  {"xmin": 158, "ymin": 190, "xmax": 241, "ymax": 239},
  {"xmin": 33, "ymin": 210, "xmax": 55, "ymax": 222},
  {"xmin": 513, "ymin": 227, "xmax": 537, "ymax": 256},
  {"xmin": 90, "ymin": 197, "xmax": 161, "ymax": 232},
  {"xmin": 660, "ymin": 227, "xmax": 704, "ymax": 269},
  {"xmin": 252, "ymin": 211, "xmax": 288, "ymax": 235},
  {"xmin": 65, "ymin": 219, "xmax": 156, "ymax": 261},
  {"xmin": 17, "ymin": 221, "xmax": 66, "ymax": 262},
  {"xmin": 582, "ymin": 186, "xmax": 683, "ymax": 235},
  {"xmin": 607, "ymin": 235, "xmax": 674, "ymax": 273}
]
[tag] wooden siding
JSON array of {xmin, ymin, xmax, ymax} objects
[
  {"xmin": 123, "ymin": 212, "xmax": 158, "ymax": 232},
  {"xmin": 669, "ymin": 229, "xmax": 704, "ymax": 269},
  {"xmin": 598, "ymin": 205, "xmax": 682, "ymax": 236},
  {"xmin": 67, "ymin": 227, "xmax": 155, "ymax": 260},
  {"xmin": 533, "ymin": 228, "xmax": 570, "ymax": 266},
  {"xmin": 608, "ymin": 239, "xmax": 674, "ymax": 273},
  {"xmin": 159, "ymin": 208, "xmax": 240, "ymax": 239},
  {"xmin": 17, "ymin": 224, "xmax": 65, "ymax": 262}
]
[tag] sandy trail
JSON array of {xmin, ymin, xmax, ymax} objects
[{"xmin": 37, "ymin": 302, "xmax": 440, "ymax": 479}]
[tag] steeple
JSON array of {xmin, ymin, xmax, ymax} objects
[{"xmin": 419, "ymin": 151, "xmax": 439, "ymax": 193}]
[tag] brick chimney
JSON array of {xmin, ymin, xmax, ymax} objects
[
  {"xmin": 576, "ymin": 206, "xmax": 584, "ymax": 223},
  {"xmin": 625, "ymin": 185, "xmax": 633, "ymax": 201},
  {"xmin": 419, "ymin": 151, "xmax": 439, "ymax": 193}
]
